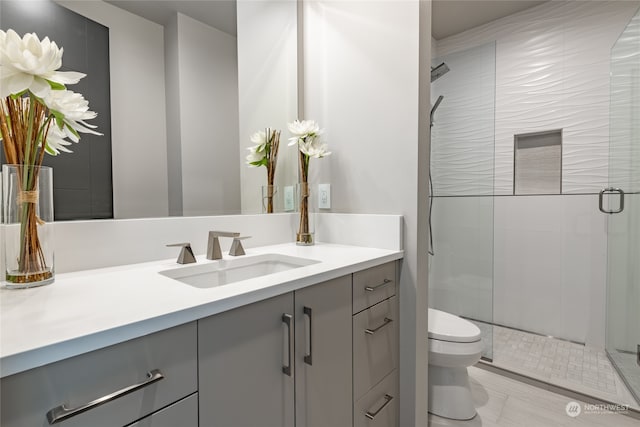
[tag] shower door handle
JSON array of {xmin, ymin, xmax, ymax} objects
[{"xmin": 599, "ymin": 188, "xmax": 624, "ymax": 214}]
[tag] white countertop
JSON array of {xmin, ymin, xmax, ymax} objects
[{"xmin": 0, "ymin": 243, "xmax": 402, "ymax": 378}]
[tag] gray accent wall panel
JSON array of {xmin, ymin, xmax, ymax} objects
[{"xmin": 0, "ymin": 0, "xmax": 113, "ymax": 220}]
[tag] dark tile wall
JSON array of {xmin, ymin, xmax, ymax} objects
[{"xmin": 1, "ymin": 0, "xmax": 113, "ymax": 220}]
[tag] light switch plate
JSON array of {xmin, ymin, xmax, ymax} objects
[
  {"xmin": 318, "ymin": 183, "xmax": 331, "ymax": 209},
  {"xmin": 284, "ymin": 186, "xmax": 295, "ymax": 211}
]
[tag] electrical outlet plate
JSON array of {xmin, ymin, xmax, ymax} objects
[
  {"xmin": 318, "ymin": 183, "xmax": 331, "ymax": 209},
  {"xmin": 284, "ymin": 186, "xmax": 295, "ymax": 211}
]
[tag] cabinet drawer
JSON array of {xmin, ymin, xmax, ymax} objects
[
  {"xmin": 126, "ymin": 393, "xmax": 198, "ymax": 427},
  {"xmin": 353, "ymin": 296, "xmax": 398, "ymax": 401},
  {"xmin": 1, "ymin": 322, "xmax": 197, "ymax": 427},
  {"xmin": 353, "ymin": 262, "xmax": 396, "ymax": 314},
  {"xmin": 354, "ymin": 371, "xmax": 398, "ymax": 427}
]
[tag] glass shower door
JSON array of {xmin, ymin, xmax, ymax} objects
[
  {"xmin": 605, "ymin": 6, "xmax": 640, "ymax": 404},
  {"xmin": 428, "ymin": 42, "xmax": 496, "ymax": 360}
]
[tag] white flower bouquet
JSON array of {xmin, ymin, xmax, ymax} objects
[
  {"xmin": 0, "ymin": 29, "xmax": 101, "ymax": 286},
  {"xmin": 246, "ymin": 128, "xmax": 280, "ymax": 213},
  {"xmin": 287, "ymin": 120, "xmax": 330, "ymax": 245}
]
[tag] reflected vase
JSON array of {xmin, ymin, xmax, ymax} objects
[
  {"xmin": 295, "ymin": 181, "xmax": 315, "ymax": 245},
  {"xmin": 261, "ymin": 185, "xmax": 278, "ymax": 214},
  {"xmin": 2, "ymin": 165, "xmax": 55, "ymax": 288}
]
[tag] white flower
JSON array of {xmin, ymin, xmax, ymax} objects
[
  {"xmin": 288, "ymin": 119, "xmax": 321, "ymax": 137},
  {"xmin": 250, "ymin": 130, "xmax": 266, "ymax": 147},
  {"xmin": 246, "ymin": 131, "xmax": 267, "ymax": 166},
  {"xmin": 0, "ymin": 29, "xmax": 85, "ymax": 98},
  {"xmin": 246, "ymin": 144, "xmax": 266, "ymax": 166},
  {"xmin": 43, "ymin": 122, "xmax": 75, "ymax": 155},
  {"xmin": 287, "ymin": 119, "xmax": 330, "ymax": 158},
  {"xmin": 300, "ymin": 139, "xmax": 331, "ymax": 158},
  {"xmin": 44, "ymin": 89, "xmax": 101, "ymax": 137},
  {"xmin": 287, "ymin": 119, "xmax": 323, "ymax": 146}
]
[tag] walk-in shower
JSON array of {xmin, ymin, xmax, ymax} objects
[{"xmin": 428, "ymin": 1, "xmax": 640, "ymax": 412}]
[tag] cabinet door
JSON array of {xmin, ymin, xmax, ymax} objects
[
  {"xmin": 295, "ymin": 275, "xmax": 353, "ymax": 427},
  {"xmin": 198, "ymin": 293, "xmax": 295, "ymax": 427}
]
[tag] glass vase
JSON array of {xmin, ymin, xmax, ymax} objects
[
  {"xmin": 295, "ymin": 182, "xmax": 315, "ymax": 245},
  {"xmin": 261, "ymin": 185, "xmax": 278, "ymax": 214},
  {"xmin": 3, "ymin": 165, "xmax": 55, "ymax": 288}
]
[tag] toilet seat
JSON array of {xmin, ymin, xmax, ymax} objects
[{"xmin": 428, "ymin": 308, "xmax": 481, "ymax": 343}]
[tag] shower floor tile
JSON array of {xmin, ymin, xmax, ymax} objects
[
  {"xmin": 608, "ymin": 350, "xmax": 640, "ymax": 403},
  {"xmin": 484, "ymin": 324, "xmax": 639, "ymax": 410}
]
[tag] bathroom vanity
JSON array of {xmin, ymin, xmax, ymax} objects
[{"xmin": 0, "ymin": 243, "xmax": 401, "ymax": 427}]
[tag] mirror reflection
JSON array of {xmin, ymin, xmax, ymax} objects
[{"xmin": 1, "ymin": 0, "xmax": 298, "ymax": 219}]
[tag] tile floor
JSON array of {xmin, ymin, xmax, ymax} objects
[
  {"xmin": 428, "ymin": 366, "xmax": 640, "ymax": 427},
  {"xmin": 609, "ymin": 350, "xmax": 640, "ymax": 403},
  {"xmin": 475, "ymin": 323, "xmax": 639, "ymax": 411}
]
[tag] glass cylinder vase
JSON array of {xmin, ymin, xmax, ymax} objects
[
  {"xmin": 3, "ymin": 165, "xmax": 55, "ymax": 288},
  {"xmin": 295, "ymin": 182, "xmax": 315, "ymax": 245},
  {"xmin": 261, "ymin": 185, "xmax": 278, "ymax": 214}
]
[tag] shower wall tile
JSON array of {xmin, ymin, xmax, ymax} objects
[
  {"xmin": 434, "ymin": 1, "xmax": 639, "ymax": 195},
  {"xmin": 492, "ymin": 195, "xmax": 607, "ymax": 347},
  {"xmin": 431, "ymin": 43, "xmax": 496, "ymax": 196}
]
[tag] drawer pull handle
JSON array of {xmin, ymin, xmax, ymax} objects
[
  {"xmin": 46, "ymin": 369, "xmax": 164, "ymax": 425},
  {"xmin": 282, "ymin": 313, "xmax": 293, "ymax": 376},
  {"xmin": 365, "ymin": 317, "xmax": 393, "ymax": 335},
  {"xmin": 364, "ymin": 279, "xmax": 393, "ymax": 292},
  {"xmin": 304, "ymin": 306, "xmax": 313, "ymax": 365},
  {"xmin": 365, "ymin": 394, "xmax": 393, "ymax": 420}
]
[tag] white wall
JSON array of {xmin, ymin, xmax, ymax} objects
[
  {"xmin": 172, "ymin": 13, "xmax": 241, "ymax": 216},
  {"xmin": 164, "ymin": 14, "xmax": 183, "ymax": 217},
  {"xmin": 237, "ymin": 0, "xmax": 299, "ymax": 214},
  {"xmin": 430, "ymin": 1, "xmax": 640, "ymax": 349},
  {"xmin": 56, "ymin": 0, "xmax": 169, "ymax": 219},
  {"xmin": 303, "ymin": 1, "xmax": 429, "ymax": 425}
]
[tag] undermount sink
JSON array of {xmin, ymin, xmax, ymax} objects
[{"xmin": 159, "ymin": 253, "xmax": 320, "ymax": 289}]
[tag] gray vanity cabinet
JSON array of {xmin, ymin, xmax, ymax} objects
[
  {"xmin": 0, "ymin": 322, "xmax": 198, "ymax": 427},
  {"xmin": 198, "ymin": 275, "xmax": 353, "ymax": 427}
]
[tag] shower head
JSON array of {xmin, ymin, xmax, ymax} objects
[
  {"xmin": 430, "ymin": 95, "xmax": 444, "ymax": 128},
  {"xmin": 431, "ymin": 62, "xmax": 450, "ymax": 82}
]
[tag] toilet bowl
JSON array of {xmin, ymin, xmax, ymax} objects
[{"xmin": 428, "ymin": 308, "xmax": 483, "ymax": 420}]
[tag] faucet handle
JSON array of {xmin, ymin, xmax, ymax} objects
[
  {"xmin": 229, "ymin": 236, "xmax": 251, "ymax": 256},
  {"xmin": 166, "ymin": 243, "xmax": 197, "ymax": 264}
]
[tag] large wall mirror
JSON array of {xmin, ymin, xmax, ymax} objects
[{"xmin": 1, "ymin": 0, "xmax": 299, "ymax": 219}]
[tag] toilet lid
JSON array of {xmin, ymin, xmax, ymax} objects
[{"xmin": 428, "ymin": 308, "xmax": 481, "ymax": 343}]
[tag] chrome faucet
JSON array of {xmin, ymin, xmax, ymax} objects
[
  {"xmin": 207, "ymin": 231, "xmax": 251, "ymax": 260},
  {"xmin": 166, "ymin": 243, "xmax": 197, "ymax": 264}
]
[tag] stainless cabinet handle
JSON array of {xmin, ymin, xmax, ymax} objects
[
  {"xmin": 282, "ymin": 313, "xmax": 293, "ymax": 376},
  {"xmin": 304, "ymin": 306, "xmax": 313, "ymax": 365},
  {"xmin": 599, "ymin": 187, "xmax": 625, "ymax": 214},
  {"xmin": 365, "ymin": 394, "xmax": 393, "ymax": 420},
  {"xmin": 365, "ymin": 278, "xmax": 393, "ymax": 292},
  {"xmin": 46, "ymin": 369, "xmax": 164, "ymax": 425},
  {"xmin": 365, "ymin": 317, "xmax": 393, "ymax": 335}
]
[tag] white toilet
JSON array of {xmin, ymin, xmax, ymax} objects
[{"xmin": 428, "ymin": 308, "xmax": 483, "ymax": 420}]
